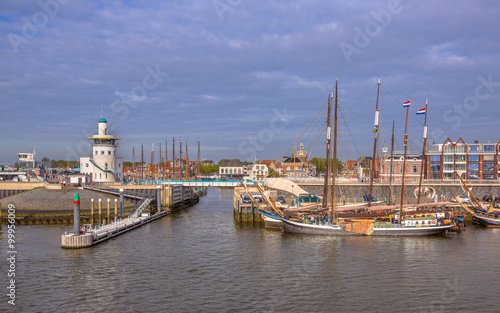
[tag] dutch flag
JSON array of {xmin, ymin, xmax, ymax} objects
[
  {"xmin": 403, "ymin": 100, "xmax": 411, "ymax": 107},
  {"xmin": 416, "ymin": 108, "xmax": 426, "ymax": 115}
]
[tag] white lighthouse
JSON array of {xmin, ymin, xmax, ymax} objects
[{"xmin": 80, "ymin": 116, "xmax": 123, "ymax": 182}]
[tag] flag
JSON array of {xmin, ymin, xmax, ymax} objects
[
  {"xmin": 416, "ymin": 108, "xmax": 426, "ymax": 115},
  {"xmin": 372, "ymin": 126, "xmax": 379, "ymax": 133},
  {"xmin": 403, "ymin": 100, "xmax": 411, "ymax": 107}
]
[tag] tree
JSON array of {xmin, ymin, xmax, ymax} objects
[{"xmin": 41, "ymin": 157, "xmax": 50, "ymax": 162}]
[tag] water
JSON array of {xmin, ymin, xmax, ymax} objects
[{"xmin": 1, "ymin": 187, "xmax": 499, "ymax": 312}]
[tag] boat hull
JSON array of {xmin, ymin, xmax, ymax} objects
[
  {"xmin": 259, "ymin": 211, "xmax": 283, "ymax": 228},
  {"xmin": 282, "ymin": 219, "xmax": 454, "ymax": 236},
  {"xmin": 282, "ymin": 219, "xmax": 359, "ymax": 235},
  {"xmin": 475, "ymin": 215, "xmax": 500, "ymax": 227},
  {"xmin": 372, "ymin": 224, "xmax": 454, "ymax": 236}
]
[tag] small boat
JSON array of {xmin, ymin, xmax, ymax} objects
[{"xmin": 258, "ymin": 210, "xmax": 283, "ymax": 228}]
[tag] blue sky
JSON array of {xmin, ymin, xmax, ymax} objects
[{"xmin": 1, "ymin": 0, "xmax": 500, "ymax": 165}]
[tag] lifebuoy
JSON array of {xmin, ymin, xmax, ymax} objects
[
  {"xmin": 455, "ymin": 212, "xmax": 460, "ymax": 216},
  {"xmin": 431, "ymin": 219, "xmax": 437, "ymax": 224},
  {"xmin": 377, "ymin": 210, "xmax": 382, "ymax": 213}
]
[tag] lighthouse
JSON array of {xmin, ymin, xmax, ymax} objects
[{"xmin": 80, "ymin": 116, "xmax": 123, "ymax": 182}]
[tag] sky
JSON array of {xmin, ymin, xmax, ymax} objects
[{"xmin": 1, "ymin": 0, "xmax": 500, "ymax": 165}]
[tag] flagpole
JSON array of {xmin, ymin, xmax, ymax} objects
[
  {"xmin": 368, "ymin": 77, "xmax": 381, "ymax": 208},
  {"xmin": 417, "ymin": 98, "xmax": 429, "ymax": 204},
  {"xmin": 399, "ymin": 101, "xmax": 410, "ymax": 223}
]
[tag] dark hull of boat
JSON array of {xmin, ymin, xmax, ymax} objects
[
  {"xmin": 372, "ymin": 225, "xmax": 453, "ymax": 236},
  {"xmin": 475, "ymin": 215, "xmax": 500, "ymax": 227},
  {"xmin": 282, "ymin": 219, "xmax": 454, "ymax": 236}
]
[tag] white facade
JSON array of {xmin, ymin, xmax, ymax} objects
[
  {"xmin": 249, "ymin": 164, "xmax": 268, "ymax": 180},
  {"xmin": 80, "ymin": 117, "xmax": 123, "ymax": 183}
]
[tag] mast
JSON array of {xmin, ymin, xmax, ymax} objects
[
  {"xmin": 159, "ymin": 141, "xmax": 162, "ymax": 180},
  {"xmin": 172, "ymin": 137, "xmax": 175, "ymax": 179},
  {"xmin": 165, "ymin": 139, "xmax": 168, "ymax": 179},
  {"xmin": 151, "ymin": 143, "xmax": 154, "ymax": 180},
  {"xmin": 331, "ymin": 80, "xmax": 339, "ymax": 221},
  {"xmin": 180, "ymin": 136, "xmax": 183, "ymax": 175},
  {"xmin": 322, "ymin": 94, "xmax": 332, "ymax": 209},
  {"xmin": 399, "ymin": 100, "xmax": 411, "ymax": 223},
  {"xmin": 368, "ymin": 77, "xmax": 381, "ymax": 207},
  {"xmin": 185, "ymin": 142, "xmax": 189, "ymax": 180},
  {"xmin": 417, "ymin": 98, "xmax": 429, "ymax": 204},
  {"xmin": 293, "ymin": 137, "xmax": 296, "ymax": 176},
  {"xmin": 132, "ymin": 144, "xmax": 135, "ymax": 181},
  {"xmin": 388, "ymin": 121, "xmax": 395, "ymax": 205},
  {"xmin": 141, "ymin": 143, "xmax": 144, "ymax": 180},
  {"xmin": 197, "ymin": 139, "xmax": 200, "ymax": 180}
]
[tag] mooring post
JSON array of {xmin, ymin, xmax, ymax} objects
[
  {"xmin": 107, "ymin": 199, "xmax": 110, "ymax": 224},
  {"xmin": 114, "ymin": 199, "xmax": 118, "ymax": 222},
  {"xmin": 157, "ymin": 185, "xmax": 161, "ymax": 212},
  {"xmin": 73, "ymin": 193, "xmax": 80, "ymax": 236},
  {"xmin": 99, "ymin": 199, "xmax": 102, "ymax": 225},
  {"xmin": 119, "ymin": 189, "xmax": 124, "ymax": 217},
  {"xmin": 91, "ymin": 198, "xmax": 94, "ymax": 226}
]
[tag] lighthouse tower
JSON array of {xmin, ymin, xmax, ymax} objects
[{"xmin": 80, "ymin": 116, "xmax": 123, "ymax": 182}]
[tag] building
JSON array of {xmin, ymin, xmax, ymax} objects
[
  {"xmin": 80, "ymin": 116, "xmax": 123, "ymax": 182},
  {"xmin": 379, "ymin": 153, "xmax": 422, "ymax": 183},
  {"xmin": 219, "ymin": 159, "xmax": 245, "ymax": 179},
  {"xmin": 18, "ymin": 148, "xmax": 36, "ymax": 168},
  {"xmin": 249, "ymin": 162, "xmax": 269, "ymax": 180},
  {"xmin": 426, "ymin": 138, "xmax": 498, "ymax": 180}
]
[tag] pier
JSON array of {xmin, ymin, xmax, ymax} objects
[{"xmin": 61, "ymin": 183, "xmax": 199, "ymax": 248}]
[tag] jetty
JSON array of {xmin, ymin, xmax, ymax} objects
[{"xmin": 61, "ymin": 183, "xmax": 199, "ymax": 248}]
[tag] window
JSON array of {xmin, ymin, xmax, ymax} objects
[
  {"xmin": 95, "ymin": 151, "xmax": 98, "ymax": 155},
  {"xmin": 108, "ymin": 151, "xmax": 111, "ymax": 155},
  {"xmin": 455, "ymin": 145, "xmax": 466, "ymax": 153},
  {"xmin": 456, "ymin": 155, "xmax": 466, "ymax": 162},
  {"xmin": 105, "ymin": 163, "xmax": 108, "ymax": 170},
  {"xmin": 119, "ymin": 163, "xmax": 121, "ymax": 168},
  {"xmin": 484, "ymin": 145, "xmax": 495, "ymax": 151},
  {"xmin": 412, "ymin": 165, "xmax": 418, "ymax": 173},
  {"xmin": 455, "ymin": 164, "xmax": 466, "ymax": 170},
  {"xmin": 444, "ymin": 164, "xmax": 453, "ymax": 171},
  {"xmin": 381, "ymin": 165, "xmax": 384, "ymax": 174},
  {"xmin": 443, "ymin": 155, "xmax": 453, "ymax": 162},
  {"xmin": 430, "ymin": 155, "xmax": 440, "ymax": 162},
  {"xmin": 483, "ymin": 163, "xmax": 494, "ymax": 170},
  {"xmin": 101, "ymin": 151, "xmax": 104, "ymax": 155},
  {"xmin": 469, "ymin": 164, "xmax": 479, "ymax": 171},
  {"xmin": 86, "ymin": 163, "xmax": 89, "ymax": 167},
  {"xmin": 106, "ymin": 173, "xmax": 108, "ymax": 178},
  {"xmin": 469, "ymin": 145, "xmax": 479, "ymax": 152},
  {"xmin": 444, "ymin": 145, "xmax": 454, "ymax": 153},
  {"xmin": 400, "ymin": 166, "xmax": 403, "ymax": 173},
  {"xmin": 469, "ymin": 155, "xmax": 479, "ymax": 162}
]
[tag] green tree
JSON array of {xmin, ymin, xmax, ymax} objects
[{"xmin": 41, "ymin": 157, "xmax": 50, "ymax": 162}]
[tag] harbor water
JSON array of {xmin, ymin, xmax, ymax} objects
[{"xmin": 2, "ymin": 187, "xmax": 500, "ymax": 312}]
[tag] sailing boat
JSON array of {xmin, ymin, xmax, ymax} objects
[{"xmin": 282, "ymin": 81, "xmax": 455, "ymax": 236}]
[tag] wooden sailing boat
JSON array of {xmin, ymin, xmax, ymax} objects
[{"xmin": 282, "ymin": 82, "xmax": 455, "ymax": 236}]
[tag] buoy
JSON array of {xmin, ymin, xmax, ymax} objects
[
  {"xmin": 377, "ymin": 210, "xmax": 382, "ymax": 213},
  {"xmin": 431, "ymin": 219, "xmax": 437, "ymax": 224}
]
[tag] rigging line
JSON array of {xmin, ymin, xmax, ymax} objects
[
  {"xmin": 341, "ymin": 85, "xmax": 378, "ymax": 115},
  {"xmin": 382, "ymin": 84, "xmax": 427, "ymax": 106},
  {"xmin": 277, "ymin": 100, "xmax": 328, "ymax": 159},
  {"xmin": 302, "ymin": 106, "xmax": 328, "ymax": 147},
  {"xmin": 309, "ymin": 126, "xmax": 327, "ymax": 160},
  {"xmin": 338, "ymin": 104, "xmax": 362, "ymax": 158}
]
